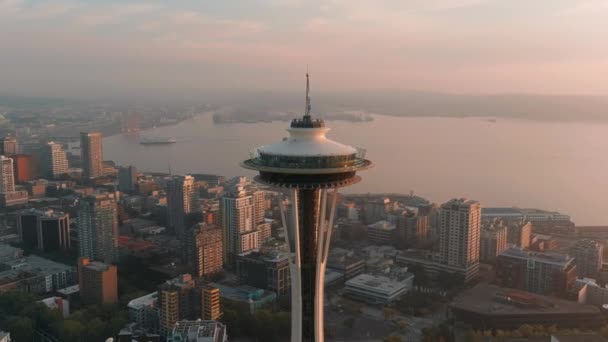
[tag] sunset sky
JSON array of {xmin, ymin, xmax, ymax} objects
[{"xmin": 1, "ymin": 0, "xmax": 607, "ymax": 97}]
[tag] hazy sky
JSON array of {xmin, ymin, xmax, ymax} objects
[{"xmin": 1, "ymin": 0, "xmax": 607, "ymax": 97}]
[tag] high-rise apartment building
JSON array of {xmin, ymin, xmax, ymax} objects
[
  {"xmin": 496, "ymin": 247, "xmax": 576, "ymax": 297},
  {"xmin": 187, "ymin": 224, "xmax": 223, "ymax": 278},
  {"xmin": 570, "ymin": 239, "xmax": 603, "ymax": 278},
  {"xmin": 220, "ymin": 186, "xmax": 266, "ymax": 265},
  {"xmin": 118, "ymin": 165, "xmax": 138, "ymax": 193},
  {"xmin": 11, "ymin": 154, "xmax": 36, "ymax": 183},
  {"xmin": 17, "ymin": 208, "xmax": 70, "ymax": 252},
  {"xmin": 77, "ymin": 193, "xmax": 118, "ymax": 264},
  {"xmin": 0, "ymin": 156, "xmax": 15, "ymax": 192},
  {"xmin": 480, "ymin": 219, "xmax": 508, "ymax": 263},
  {"xmin": 42, "ymin": 142, "xmax": 69, "ymax": 178},
  {"xmin": 1, "ymin": 137, "xmax": 17, "ymax": 155},
  {"xmin": 80, "ymin": 131, "xmax": 103, "ymax": 178},
  {"xmin": 78, "ymin": 257, "xmax": 118, "ymax": 305},
  {"xmin": 166, "ymin": 175, "xmax": 196, "ymax": 238},
  {"xmin": 389, "ymin": 209, "xmax": 429, "ymax": 246},
  {"xmin": 199, "ymin": 285, "xmax": 222, "ymax": 321},
  {"xmin": 506, "ymin": 221, "xmax": 532, "ymax": 249},
  {"xmin": 439, "ymin": 199, "xmax": 481, "ymax": 282},
  {"xmin": 158, "ymin": 274, "xmax": 220, "ymax": 336}
]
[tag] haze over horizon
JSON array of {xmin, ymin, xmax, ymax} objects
[{"xmin": 1, "ymin": 0, "xmax": 608, "ymax": 99}]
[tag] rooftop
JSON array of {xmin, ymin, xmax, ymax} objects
[
  {"xmin": 128, "ymin": 291, "xmax": 158, "ymax": 310},
  {"xmin": 442, "ymin": 198, "xmax": 480, "ymax": 209},
  {"xmin": 367, "ymin": 220, "xmax": 396, "ymax": 232},
  {"xmin": 499, "ymin": 247, "xmax": 574, "ymax": 267},
  {"xmin": 346, "ymin": 273, "xmax": 413, "ymax": 294},
  {"xmin": 83, "ymin": 261, "xmax": 113, "ymax": 272},
  {"xmin": 238, "ymin": 249, "xmax": 289, "ymax": 263},
  {"xmin": 2, "ymin": 255, "xmax": 74, "ymax": 276},
  {"xmin": 170, "ymin": 320, "xmax": 226, "ymax": 341},
  {"xmin": 209, "ymin": 282, "xmax": 276, "ymax": 304},
  {"xmin": 452, "ymin": 283, "xmax": 599, "ymax": 316},
  {"xmin": 57, "ymin": 284, "xmax": 80, "ymax": 295}
]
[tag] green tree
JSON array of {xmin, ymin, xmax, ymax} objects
[
  {"xmin": 343, "ymin": 317, "xmax": 355, "ymax": 329},
  {"xmin": 7, "ymin": 317, "xmax": 34, "ymax": 342},
  {"xmin": 62, "ymin": 320, "xmax": 85, "ymax": 342}
]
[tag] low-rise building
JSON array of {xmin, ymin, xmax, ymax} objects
[
  {"xmin": 367, "ymin": 220, "xmax": 396, "ymax": 245},
  {"xmin": 495, "ymin": 247, "xmax": 576, "ymax": 297},
  {"xmin": 396, "ymin": 249, "xmax": 478, "ymax": 284},
  {"xmin": 345, "ymin": 273, "xmax": 414, "ymax": 304},
  {"xmin": 0, "ymin": 190, "xmax": 28, "ymax": 207},
  {"xmin": 128, "ymin": 292, "xmax": 160, "ymax": 333},
  {"xmin": 570, "ymin": 239, "xmax": 603, "ymax": 279},
  {"xmin": 327, "ymin": 249, "xmax": 365, "ymax": 281},
  {"xmin": 0, "ymin": 255, "xmax": 76, "ymax": 293},
  {"xmin": 450, "ymin": 283, "xmax": 603, "ymax": 330},
  {"xmin": 236, "ymin": 249, "xmax": 290, "ymax": 296},
  {"xmin": 209, "ymin": 283, "xmax": 275, "ymax": 314}
]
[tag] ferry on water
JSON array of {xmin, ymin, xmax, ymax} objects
[{"xmin": 139, "ymin": 137, "xmax": 177, "ymax": 145}]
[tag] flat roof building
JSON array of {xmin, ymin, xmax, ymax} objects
[
  {"xmin": 367, "ymin": 220, "xmax": 396, "ymax": 245},
  {"xmin": 496, "ymin": 247, "xmax": 576, "ymax": 297},
  {"xmin": 236, "ymin": 249, "xmax": 290, "ymax": 296},
  {"xmin": 450, "ymin": 283, "xmax": 602, "ymax": 330},
  {"xmin": 345, "ymin": 273, "xmax": 413, "ymax": 304},
  {"xmin": 128, "ymin": 292, "xmax": 159, "ymax": 333},
  {"xmin": 167, "ymin": 320, "xmax": 227, "ymax": 342}
]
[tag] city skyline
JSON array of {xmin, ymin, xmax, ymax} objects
[{"xmin": 0, "ymin": 3, "xmax": 606, "ymax": 340}]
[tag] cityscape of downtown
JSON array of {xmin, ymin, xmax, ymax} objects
[{"xmin": 1, "ymin": 1, "xmax": 608, "ymax": 342}]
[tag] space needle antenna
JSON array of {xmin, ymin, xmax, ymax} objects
[{"xmin": 304, "ymin": 68, "xmax": 311, "ymax": 119}]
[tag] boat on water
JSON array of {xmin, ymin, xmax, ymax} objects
[{"xmin": 140, "ymin": 137, "xmax": 177, "ymax": 145}]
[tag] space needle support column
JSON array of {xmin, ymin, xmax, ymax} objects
[
  {"xmin": 280, "ymin": 188, "xmax": 303, "ymax": 342},
  {"xmin": 314, "ymin": 189, "xmax": 338, "ymax": 341}
]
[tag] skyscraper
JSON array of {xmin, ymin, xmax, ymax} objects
[
  {"xmin": 187, "ymin": 223, "xmax": 223, "ymax": 278},
  {"xmin": 17, "ymin": 208, "xmax": 70, "ymax": 252},
  {"xmin": 241, "ymin": 74, "xmax": 372, "ymax": 342},
  {"xmin": 80, "ymin": 131, "xmax": 103, "ymax": 178},
  {"xmin": 219, "ymin": 185, "xmax": 265, "ymax": 266},
  {"xmin": 42, "ymin": 142, "xmax": 69, "ymax": 178},
  {"xmin": 77, "ymin": 193, "xmax": 119, "ymax": 264},
  {"xmin": 118, "ymin": 165, "xmax": 138, "ymax": 193},
  {"xmin": 439, "ymin": 198, "xmax": 481, "ymax": 282},
  {"xmin": 0, "ymin": 156, "xmax": 15, "ymax": 192},
  {"xmin": 1, "ymin": 137, "xmax": 18, "ymax": 155},
  {"xmin": 166, "ymin": 175, "xmax": 196, "ymax": 238}
]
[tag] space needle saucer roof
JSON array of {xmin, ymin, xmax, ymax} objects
[{"xmin": 241, "ymin": 74, "xmax": 372, "ymax": 188}]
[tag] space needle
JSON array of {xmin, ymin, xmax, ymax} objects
[{"xmin": 241, "ymin": 74, "xmax": 372, "ymax": 342}]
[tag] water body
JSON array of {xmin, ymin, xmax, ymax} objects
[{"xmin": 104, "ymin": 113, "xmax": 608, "ymax": 225}]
